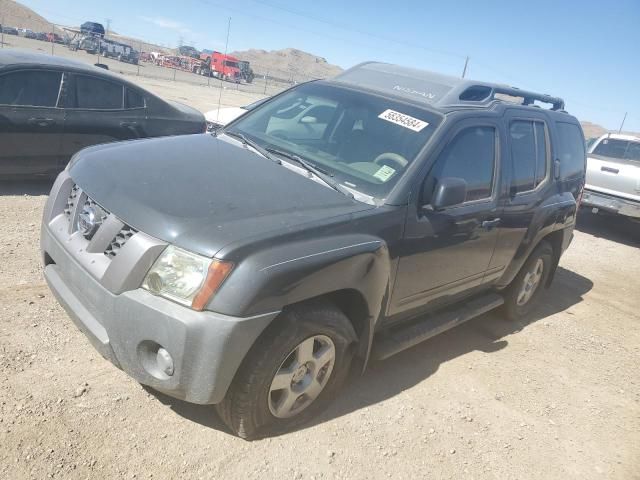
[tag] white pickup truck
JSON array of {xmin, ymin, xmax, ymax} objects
[{"xmin": 582, "ymin": 133, "xmax": 640, "ymax": 220}]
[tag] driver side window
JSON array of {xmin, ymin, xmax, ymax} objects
[{"xmin": 425, "ymin": 126, "xmax": 496, "ymax": 204}]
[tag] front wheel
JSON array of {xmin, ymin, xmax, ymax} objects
[
  {"xmin": 216, "ymin": 301, "xmax": 356, "ymax": 439},
  {"xmin": 502, "ymin": 241, "xmax": 553, "ymax": 320}
]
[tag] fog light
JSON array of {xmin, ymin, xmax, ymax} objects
[{"xmin": 156, "ymin": 348, "xmax": 174, "ymax": 377}]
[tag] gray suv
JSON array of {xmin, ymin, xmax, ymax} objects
[{"xmin": 42, "ymin": 62, "xmax": 586, "ymax": 439}]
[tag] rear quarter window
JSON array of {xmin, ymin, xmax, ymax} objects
[{"xmin": 556, "ymin": 122, "xmax": 585, "ymax": 179}]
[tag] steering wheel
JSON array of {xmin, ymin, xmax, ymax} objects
[{"xmin": 373, "ymin": 152, "xmax": 408, "ymax": 170}]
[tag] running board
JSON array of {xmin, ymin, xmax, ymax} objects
[{"xmin": 372, "ymin": 293, "xmax": 504, "ymax": 361}]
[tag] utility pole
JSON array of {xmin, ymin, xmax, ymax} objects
[
  {"xmin": 461, "ymin": 56, "xmax": 469, "ymax": 79},
  {"xmin": 618, "ymin": 112, "xmax": 628, "ymax": 133},
  {"xmin": 215, "ymin": 17, "xmax": 232, "ymax": 123},
  {"xmin": 105, "ymin": 18, "xmax": 112, "ymax": 36}
]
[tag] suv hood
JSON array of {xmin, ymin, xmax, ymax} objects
[{"xmin": 69, "ymin": 134, "xmax": 372, "ymax": 257}]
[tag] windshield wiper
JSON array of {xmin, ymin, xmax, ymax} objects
[
  {"xmin": 265, "ymin": 148, "xmax": 354, "ymax": 199},
  {"xmin": 222, "ymin": 130, "xmax": 281, "ymax": 164}
]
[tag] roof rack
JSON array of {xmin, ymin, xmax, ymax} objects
[
  {"xmin": 489, "ymin": 85, "xmax": 565, "ymax": 111},
  {"xmin": 441, "ymin": 83, "xmax": 565, "ymax": 110},
  {"xmin": 333, "ymin": 62, "xmax": 566, "ymax": 112}
]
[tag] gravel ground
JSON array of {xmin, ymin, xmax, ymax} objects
[
  {"xmin": 0, "ymin": 186, "xmax": 638, "ymax": 479},
  {"xmin": 0, "ymin": 40, "xmax": 639, "ymax": 479}
]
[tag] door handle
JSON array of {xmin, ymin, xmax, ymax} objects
[
  {"xmin": 120, "ymin": 121, "xmax": 138, "ymax": 128},
  {"xmin": 28, "ymin": 117, "xmax": 55, "ymax": 127},
  {"xmin": 481, "ymin": 218, "xmax": 501, "ymax": 229}
]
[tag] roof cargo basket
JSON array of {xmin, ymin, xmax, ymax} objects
[
  {"xmin": 457, "ymin": 84, "xmax": 565, "ymax": 111},
  {"xmin": 489, "ymin": 85, "xmax": 565, "ymax": 111}
]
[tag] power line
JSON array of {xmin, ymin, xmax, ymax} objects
[
  {"xmin": 249, "ymin": 0, "xmax": 467, "ymax": 60},
  {"xmin": 195, "ymin": 0, "xmax": 464, "ymax": 71}
]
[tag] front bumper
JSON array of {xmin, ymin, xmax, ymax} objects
[
  {"xmin": 41, "ymin": 174, "xmax": 278, "ymax": 404},
  {"xmin": 582, "ymin": 189, "xmax": 640, "ymax": 219}
]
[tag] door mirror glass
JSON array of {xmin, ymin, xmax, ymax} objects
[{"xmin": 430, "ymin": 177, "xmax": 467, "ymax": 210}]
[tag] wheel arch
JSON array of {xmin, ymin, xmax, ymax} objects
[{"xmin": 211, "ymin": 236, "xmax": 392, "ymax": 374}]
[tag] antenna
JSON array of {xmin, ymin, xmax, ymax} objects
[
  {"xmin": 461, "ymin": 56, "xmax": 469, "ymax": 78},
  {"xmin": 215, "ymin": 17, "xmax": 232, "ymax": 124},
  {"xmin": 618, "ymin": 112, "xmax": 628, "ymax": 133}
]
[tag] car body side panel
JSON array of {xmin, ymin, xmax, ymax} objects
[{"xmin": 211, "ymin": 234, "xmax": 390, "ymax": 319}]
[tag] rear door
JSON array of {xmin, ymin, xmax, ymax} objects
[
  {"xmin": 487, "ymin": 110, "xmax": 554, "ymax": 277},
  {"xmin": 0, "ymin": 68, "xmax": 65, "ymax": 176},
  {"xmin": 61, "ymin": 73, "xmax": 147, "ymax": 164}
]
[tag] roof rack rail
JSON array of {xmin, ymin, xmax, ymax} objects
[{"xmin": 490, "ymin": 85, "xmax": 565, "ymax": 111}]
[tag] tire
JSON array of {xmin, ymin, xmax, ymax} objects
[
  {"xmin": 502, "ymin": 241, "xmax": 553, "ymax": 321},
  {"xmin": 216, "ymin": 301, "xmax": 356, "ymax": 440}
]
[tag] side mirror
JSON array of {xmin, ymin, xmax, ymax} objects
[
  {"xmin": 430, "ymin": 177, "xmax": 467, "ymax": 210},
  {"xmin": 300, "ymin": 116, "xmax": 317, "ymax": 124}
]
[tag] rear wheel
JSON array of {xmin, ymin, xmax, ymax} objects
[
  {"xmin": 502, "ymin": 241, "xmax": 553, "ymax": 320},
  {"xmin": 216, "ymin": 301, "xmax": 356, "ymax": 439}
]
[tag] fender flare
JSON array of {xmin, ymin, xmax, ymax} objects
[{"xmin": 208, "ymin": 234, "xmax": 391, "ymax": 359}]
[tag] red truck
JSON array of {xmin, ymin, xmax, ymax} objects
[{"xmin": 198, "ymin": 51, "xmax": 241, "ymax": 81}]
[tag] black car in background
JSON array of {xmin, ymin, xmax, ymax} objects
[
  {"xmin": 0, "ymin": 50, "xmax": 206, "ymax": 177},
  {"xmin": 80, "ymin": 21, "xmax": 105, "ymax": 38},
  {"xmin": 2, "ymin": 26, "xmax": 19, "ymax": 35}
]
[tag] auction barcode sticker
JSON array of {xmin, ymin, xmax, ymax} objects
[{"xmin": 378, "ymin": 109, "xmax": 429, "ymax": 132}]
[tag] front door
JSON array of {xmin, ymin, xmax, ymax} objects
[
  {"xmin": 390, "ymin": 119, "xmax": 503, "ymax": 317},
  {"xmin": 0, "ymin": 68, "xmax": 65, "ymax": 176}
]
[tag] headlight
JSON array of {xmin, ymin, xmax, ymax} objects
[{"xmin": 142, "ymin": 246, "xmax": 233, "ymax": 310}]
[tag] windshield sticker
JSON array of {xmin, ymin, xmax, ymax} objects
[
  {"xmin": 373, "ymin": 165, "xmax": 396, "ymax": 182},
  {"xmin": 378, "ymin": 109, "xmax": 429, "ymax": 132}
]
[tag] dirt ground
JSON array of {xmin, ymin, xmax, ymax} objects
[
  {"xmin": 1, "ymin": 40, "xmax": 640, "ymax": 480},
  {"xmin": 0, "ymin": 194, "xmax": 638, "ymax": 480}
]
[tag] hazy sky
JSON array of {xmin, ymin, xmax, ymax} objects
[{"xmin": 12, "ymin": 0, "xmax": 640, "ymax": 131}]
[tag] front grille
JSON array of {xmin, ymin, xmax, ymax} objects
[
  {"xmin": 61, "ymin": 183, "xmax": 138, "ymax": 259},
  {"xmin": 104, "ymin": 225, "xmax": 138, "ymax": 258},
  {"xmin": 64, "ymin": 184, "xmax": 80, "ymax": 220}
]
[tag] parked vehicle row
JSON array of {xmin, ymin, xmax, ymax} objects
[
  {"xmin": 0, "ymin": 50, "xmax": 206, "ymax": 177},
  {"xmin": 41, "ymin": 61, "xmax": 587, "ymax": 439}
]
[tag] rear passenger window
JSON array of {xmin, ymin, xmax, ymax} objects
[
  {"xmin": 0, "ymin": 70, "xmax": 61, "ymax": 107},
  {"xmin": 509, "ymin": 120, "xmax": 548, "ymax": 193},
  {"xmin": 75, "ymin": 75, "xmax": 123, "ymax": 110},
  {"xmin": 556, "ymin": 123, "xmax": 586, "ymax": 179},
  {"xmin": 126, "ymin": 88, "xmax": 145, "ymax": 109},
  {"xmin": 626, "ymin": 142, "xmax": 640, "ymax": 161},
  {"xmin": 428, "ymin": 126, "xmax": 496, "ymax": 203}
]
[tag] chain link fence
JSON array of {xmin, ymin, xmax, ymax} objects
[{"xmin": 0, "ymin": 12, "xmax": 325, "ymax": 105}]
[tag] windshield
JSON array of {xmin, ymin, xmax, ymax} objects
[
  {"xmin": 592, "ymin": 138, "xmax": 640, "ymax": 161},
  {"xmin": 224, "ymin": 60, "xmax": 239, "ymax": 68},
  {"xmin": 227, "ymin": 82, "xmax": 441, "ymax": 198}
]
